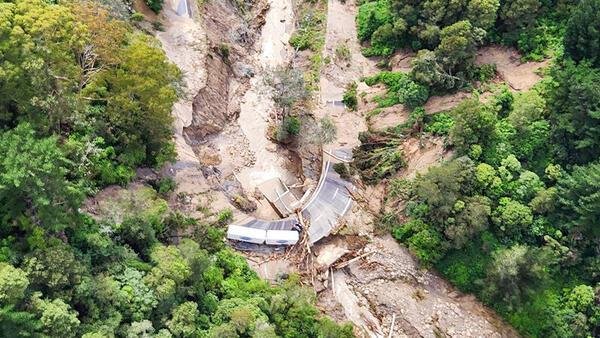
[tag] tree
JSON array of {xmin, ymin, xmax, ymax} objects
[
  {"xmin": 167, "ymin": 302, "xmax": 200, "ymax": 337},
  {"xmin": 0, "ymin": 305, "xmax": 41, "ymax": 337},
  {"xmin": 0, "ymin": 124, "xmax": 83, "ymax": 232},
  {"xmin": 447, "ymin": 195, "xmax": 492, "ymax": 248},
  {"xmin": 393, "ymin": 219, "xmax": 447, "ymax": 265},
  {"xmin": 556, "ymin": 162, "xmax": 600, "ymax": 235},
  {"xmin": 264, "ymin": 67, "xmax": 309, "ymax": 116},
  {"xmin": 411, "ymin": 49, "xmax": 461, "ymax": 89},
  {"xmin": 449, "ymin": 99, "xmax": 497, "ymax": 154},
  {"xmin": 23, "ymin": 245, "xmax": 86, "ymax": 300},
  {"xmin": 565, "ymin": 285, "xmax": 595, "ymax": 313},
  {"xmin": 483, "ymin": 245, "xmax": 549, "ymax": 306},
  {"xmin": 547, "ymin": 61, "xmax": 600, "ymax": 164},
  {"xmin": 83, "ymin": 34, "xmax": 180, "ymax": 168},
  {"xmin": 412, "ymin": 156, "xmax": 475, "ymax": 223},
  {"xmin": 115, "ymin": 268, "xmax": 158, "ymax": 322},
  {"xmin": 0, "ymin": 0, "xmax": 86, "ymax": 130},
  {"xmin": 492, "ymin": 197, "xmax": 533, "ymax": 239},
  {"xmin": 33, "ymin": 295, "xmax": 80, "ymax": 338},
  {"xmin": 499, "ymin": 0, "xmax": 541, "ymax": 31},
  {"xmin": 356, "ymin": 0, "xmax": 393, "ymax": 41},
  {"xmin": 564, "ymin": 0, "xmax": 600, "ymax": 66},
  {"xmin": 435, "ymin": 20, "xmax": 483, "ymax": 73},
  {"xmin": 0, "ymin": 264, "xmax": 28, "ymax": 304},
  {"xmin": 466, "ymin": 0, "xmax": 500, "ymax": 30}
]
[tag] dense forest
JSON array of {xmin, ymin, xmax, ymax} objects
[
  {"xmin": 0, "ymin": 0, "xmax": 354, "ymax": 336},
  {"xmin": 353, "ymin": 0, "xmax": 600, "ymax": 336}
]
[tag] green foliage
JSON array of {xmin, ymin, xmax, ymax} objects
[
  {"xmin": 0, "ymin": 123, "xmax": 83, "ymax": 232},
  {"xmin": 333, "ymin": 163, "xmax": 351, "ymax": 180},
  {"xmin": 0, "ymin": 2, "xmax": 354, "ymax": 337},
  {"xmin": 424, "ymin": 113, "xmax": 454, "ymax": 135},
  {"xmin": 393, "ymin": 220, "xmax": 446, "ymax": 265},
  {"xmin": 289, "ymin": 7, "xmax": 326, "ymax": 52},
  {"xmin": 547, "ymin": 61, "xmax": 600, "ymax": 165},
  {"xmin": 449, "ymin": 99, "xmax": 497, "ymax": 154},
  {"xmin": 482, "ymin": 245, "xmax": 549, "ymax": 306},
  {"xmin": 0, "ymin": 264, "xmax": 29, "ymax": 304},
  {"xmin": 277, "ymin": 115, "xmax": 302, "ymax": 143},
  {"xmin": 564, "ymin": 0, "xmax": 600, "ymax": 67},
  {"xmin": 342, "ymin": 82, "xmax": 358, "ymax": 111},
  {"xmin": 353, "ymin": 132, "xmax": 405, "ymax": 184},
  {"xmin": 556, "ymin": 162, "xmax": 600, "ymax": 235},
  {"xmin": 0, "ymin": 1, "xmax": 178, "ymax": 179},
  {"xmin": 33, "ymin": 295, "xmax": 81, "ymax": 338},
  {"xmin": 145, "ymin": 0, "xmax": 164, "ymax": 13},
  {"xmin": 217, "ymin": 209, "xmax": 233, "ymax": 225},
  {"xmin": 157, "ymin": 177, "xmax": 177, "ymax": 195},
  {"xmin": 130, "ymin": 12, "xmax": 144, "ymax": 22},
  {"xmin": 334, "ymin": 43, "xmax": 352, "ymax": 62},
  {"xmin": 356, "ymin": 0, "xmax": 393, "ymax": 42},
  {"xmin": 364, "ymin": 72, "xmax": 429, "ymax": 109}
]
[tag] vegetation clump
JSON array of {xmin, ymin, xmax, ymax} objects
[{"xmin": 0, "ymin": 1, "xmax": 356, "ymax": 336}]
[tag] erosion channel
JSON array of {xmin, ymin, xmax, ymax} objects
[{"xmin": 157, "ymin": 0, "xmax": 521, "ymax": 337}]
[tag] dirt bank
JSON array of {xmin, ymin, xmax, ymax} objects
[
  {"xmin": 317, "ymin": 236, "xmax": 520, "ymax": 337},
  {"xmin": 476, "ymin": 45, "xmax": 549, "ymax": 91}
]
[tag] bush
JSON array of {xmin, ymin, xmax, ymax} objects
[
  {"xmin": 335, "ymin": 43, "xmax": 352, "ymax": 62},
  {"xmin": 365, "ymin": 72, "xmax": 429, "ymax": 109},
  {"xmin": 318, "ymin": 116, "xmax": 337, "ymax": 144},
  {"xmin": 425, "ymin": 113, "xmax": 455, "ymax": 135},
  {"xmin": 284, "ymin": 116, "xmax": 301, "ymax": 136},
  {"xmin": 145, "ymin": 0, "xmax": 164, "ymax": 13},
  {"xmin": 476, "ymin": 63, "xmax": 497, "ymax": 82},
  {"xmin": 157, "ymin": 177, "xmax": 177, "ymax": 195},
  {"xmin": 333, "ymin": 163, "xmax": 350, "ymax": 180},
  {"xmin": 392, "ymin": 219, "xmax": 446, "ymax": 266},
  {"xmin": 356, "ymin": 0, "xmax": 393, "ymax": 41},
  {"xmin": 342, "ymin": 82, "xmax": 358, "ymax": 111},
  {"xmin": 289, "ymin": 9, "xmax": 325, "ymax": 52},
  {"xmin": 276, "ymin": 116, "xmax": 301, "ymax": 143},
  {"xmin": 130, "ymin": 12, "xmax": 144, "ymax": 22},
  {"xmin": 216, "ymin": 209, "xmax": 233, "ymax": 225}
]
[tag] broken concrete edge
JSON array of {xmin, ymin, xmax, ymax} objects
[{"xmin": 226, "ymin": 149, "xmax": 354, "ymax": 247}]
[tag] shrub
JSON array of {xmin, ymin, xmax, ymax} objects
[
  {"xmin": 342, "ymin": 82, "xmax": 358, "ymax": 111},
  {"xmin": 216, "ymin": 209, "xmax": 233, "ymax": 225},
  {"xmin": 157, "ymin": 177, "xmax": 177, "ymax": 195},
  {"xmin": 335, "ymin": 43, "xmax": 352, "ymax": 62},
  {"xmin": 130, "ymin": 12, "xmax": 144, "ymax": 22},
  {"xmin": 218, "ymin": 44, "xmax": 230, "ymax": 59},
  {"xmin": 284, "ymin": 116, "xmax": 301, "ymax": 136},
  {"xmin": 476, "ymin": 63, "xmax": 497, "ymax": 82},
  {"xmin": 425, "ymin": 113, "xmax": 455, "ymax": 135},
  {"xmin": 365, "ymin": 72, "xmax": 429, "ymax": 109},
  {"xmin": 145, "ymin": 0, "xmax": 164, "ymax": 13},
  {"xmin": 333, "ymin": 163, "xmax": 350, "ymax": 180},
  {"xmin": 318, "ymin": 116, "xmax": 337, "ymax": 144}
]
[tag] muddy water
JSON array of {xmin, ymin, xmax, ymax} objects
[{"xmin": 234, "ymin": 0, "xmax": 298, "ymax": 192}]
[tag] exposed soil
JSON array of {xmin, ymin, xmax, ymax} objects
[
  {"xmin": 315, "ymin": 0, "xmax": 377, "ymax": 151},
  {"xmin": 476, "ymin": 45, "xmax": 549, "ymax": 91},
  {"xmin": 316, "ymin": 236, "xmax": 520, "ymax": 338},
  {"xmin": 400, "ymin": 137, "xmax": 453, "ymax": 179},
  {"xmin": 152, "ymin": 0, "xmax": 531, "ymax": 336},
  {"xmin": 424, "ymin": 91, "xmax": 472, "ymax": 114}
]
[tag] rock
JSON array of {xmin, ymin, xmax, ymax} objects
[
  {"xmin": 233, "ymin": 62, "xmax": 255, "ymax": 78},
  {"xmin": 135, "ymin": 167, "xmax": 159, "ymax": 183},
  {"xmin": 183, "ymin": 53, "xmax": 233, "ymax": 140},
  {"xmin": 198, "ymin": 146, "xmax": 222, "ymax": 166},
  {"xmin": 315, "ymin": 242, "xmax": 350, "ymax": 269}
]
